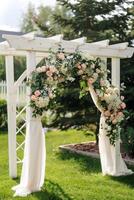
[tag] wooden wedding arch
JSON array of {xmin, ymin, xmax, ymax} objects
[{"xmin": 0, "ymin": 32, "xmax": 133, "ymax": 178}]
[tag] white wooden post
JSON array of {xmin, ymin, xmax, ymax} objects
[
  {"xmin": 5, "ymin": 55, "xmax": 17, "ymax": 178},
  {"xmin": 111, "ymin": 58, "xmax": 120, "ymax": 174},
  {"xmin": 26, "ymin": 52, "xmax": 36, "ymax": 124}
]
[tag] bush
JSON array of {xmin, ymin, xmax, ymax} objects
[
  {"xmin": 0, "ymin": 99, "xmax": 7, "ymax": 130},
  {"xmin": 121, "ymin": 110, "xmax": 134, "ymax": 157}
]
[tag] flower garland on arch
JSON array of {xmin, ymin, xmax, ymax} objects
[{"xmin": 28, "ymin": 47, "xmax": 126, "ymax": 145}]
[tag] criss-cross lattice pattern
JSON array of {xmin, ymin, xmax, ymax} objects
[{"xmin": 16, "ymin": 105, "xmax": 27, "ymax": 164}]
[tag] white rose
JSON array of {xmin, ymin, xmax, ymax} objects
[{"xmin": 35, "ymin": 97, "xmax": 49, "ymax": 108}]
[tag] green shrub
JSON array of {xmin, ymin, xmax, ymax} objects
[
  {"xmin": 121, "ymin": 110, "xmax": 134, "ymax": 157},
  {"xmin": 0, "ymin": 99, "xmax": 7, "ymax": 130}
]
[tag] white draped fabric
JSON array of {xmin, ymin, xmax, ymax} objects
[
  {"xmin": 11, "ymin": 84, "xmax": 132, "ymax": 197},
  {"xmin": 12, "ymin": 117, "xmax": 46, "ymax": 197},
  {"xmin": 89, "ymin": 85, "xmax": 133, "ymax": 176}
]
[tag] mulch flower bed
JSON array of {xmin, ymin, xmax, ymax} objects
[
  {"xmin": 67, "ymin": 142, "xmax": 132, "ymax": 160},
  {"xmin": 69, "ymin": 142, "xmax": 99, "ymax": 153}
]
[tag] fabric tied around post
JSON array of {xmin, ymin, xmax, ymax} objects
[
  {"xmin": 89, "ymin": 84, "xmax": 133, "ymax": 176},
  {"xmin": 12, "ymin": 116, "xmax": 46, "ymax": 197}
]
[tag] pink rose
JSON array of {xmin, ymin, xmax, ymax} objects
[
  {"xmin": 77, "ymin": 70, "xmax": 83, "ymax": 75},
  {"xmin": 49, "ymin": 66, "xmax": 57, "ymax": 73},
  {"xmin": 31, "ymin": 95, "xmax": 37, "ymax": 101},
  {"xmin": 88, "ymin": 78, "xmax": 95, "ymax": 85},
  {"xmin": 104, "ymin": 110, "xmax": 111, "ymax": 117},
  {"xmin": 81, "ymin": 63, "xmax": 86, "ymax": 70},
  {"xmin": 118, "ymin": 112, "xmax": 123, "ymax": 117},
  {"xmin": 46, "ymin": 70, "xmax": 53, "ymax": 77},
  {"xmin": 112, "ymin": 119, "xmax": 117, "ymax": 124},
  {"xmin": 120, "ymin": 102, "xmax": 126, "ymax": 109},
  {"xmin": 76, "ymin": 63, "xmax": 82, "ymax": 69},
  {"xmin": 57, "ymin": 52, "xmax": 65, "ymax": 60},
  {"xmin": 34, "ymin": 90, "xmax": 41, "ymax": 97}
]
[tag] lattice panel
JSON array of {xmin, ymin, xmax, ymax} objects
[{"xmin": 16, "ymin": 105, "xmax": 27, "ymax": 164}]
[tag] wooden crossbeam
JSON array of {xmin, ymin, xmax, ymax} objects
[
  {"xmin": 47, "ymin": 34, "xmax": 63, "ymax": 41},
  {"xmin": 2, "ymin": 34, "xmax": 134, "ymax": 58},
  {"xmin": 109, "ymin": 42, "xmax": 128, "ymax": 49},
  {"xmin": 71, "ymin": 37, "xmax": 87, "ymax": 44}
]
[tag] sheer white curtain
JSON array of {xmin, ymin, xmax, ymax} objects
[
  {"xmin": 12, "ymin": 116, "xmax": 46, "ymax": 197},
  {"xmin": 89, "ymin": 84, "xmax": 133, "ymax": 176}
]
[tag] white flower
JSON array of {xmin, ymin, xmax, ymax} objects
[
  {"xmin": 114, "ymin": 87, "xmax": 119, "ymax": 94},
  {"xmin": 106, "ymin": 88, "xmax": 113, "ymax": 94},
  {"xmin": 96, "ymin": 68, "xmax": 101, "ymax": 73},
  {"xmin": 107, "ymin": 126, "xmax": 112, "ymax": 131},
  {"xmin": 35, "ymin": 97, "xmax": 49, "ymax": 108},
  {"xmin": 67, "ymin": 77, "xmax": 75, "ymax": 82},
  {"xmin": 93, "ymin": 73, "xmax": 98, "ymax": 80},
  {"xmin": 36, "ymin": 67, "xmax": 43, "ymax": 73},
  {"xmin": 113, "ymin": 129, "xmax": 117, "ymax": 133},
  {"xmin": 41, "ymin": 66, "xmax": 47, "ymax": 72},
  {"xmin": 91, "ymin": 64, "xmax": 95, "ymax": 69}
]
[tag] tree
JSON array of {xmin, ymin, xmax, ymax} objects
[
  {"xmin": 0, "ymin": 56, "xmax": 26, "ymax": 81},
  {"xmin": 21, "ymin": 3, "xmax": 37, "ymax": 33},
  {"xmin": 54, "ymin": 0, "xmax": 134, "ymax": 41}
]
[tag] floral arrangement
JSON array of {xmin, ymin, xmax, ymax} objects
[{"xmin": 28, "ymin": 47, "xmax": 127, "ymax": 145}]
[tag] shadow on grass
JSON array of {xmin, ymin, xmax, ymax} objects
[
  {"xmin": 34, "ymin": 179, "xmax": 72, "ymax": 200},
  {"xmin": 57, "ymin": 150, "xmax": 101, "ymax": 174},
  {"xmin": 57, "ymin": 150, "xmax": 134, "ymax": 188},
  {"xmin": 108, "ymin": 169, "xmax": 134, "ymax": 188},
  {"xmin": 13, "ymin": 179, "xmax": 72, "ymax": 200}
]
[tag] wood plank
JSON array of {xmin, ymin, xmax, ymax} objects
[
  {"xmin": 2, "ymin": 34, "xmax": 134, "ymax": 58},
  {"xmin": 111, "ymin": 58, "xmax": 121, "ymax": 175},
  {"xmin": 109, "ymin": 42, "xmax": 128, "ymax": 49},
  {"xmin": 5, "ymin": 55, "xmax": 17, "ymax": 178}
]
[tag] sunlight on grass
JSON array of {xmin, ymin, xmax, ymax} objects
[{"xmin": 0, "ymin": 130, "xmax": 134, "ymax": 200}]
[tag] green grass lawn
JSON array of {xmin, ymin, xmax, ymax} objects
[{"xmin": 1, "ymin": 129, "xmax": 134, "ymax": 200}]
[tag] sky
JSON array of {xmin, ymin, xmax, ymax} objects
[{"xmin": 0, "ymin": 0, "xmax": 56, "ymax": 31}]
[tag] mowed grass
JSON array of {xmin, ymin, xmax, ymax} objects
[{"xmin": 0, "ymin": 129, "xmax": 134, "ymax": 200}]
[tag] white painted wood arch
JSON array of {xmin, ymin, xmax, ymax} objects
[{"xmin": 0, "ymin": 32, "xmax": 134, "ymax": 178}]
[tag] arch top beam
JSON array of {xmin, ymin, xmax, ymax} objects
[
  {"xmin": 2, "ymin": 34, "xmax": 134, "ymax": 58},
  {"xmin": 47, "ymin": 34, "xmax": 63, "ymax": 41},
  {"xmin": 109, "ymin": 42, "xmax": 128, "ymax": 49},
  {"xmin": 89, "ymin": 39, "xmax": 109, "ymax": 47},
  {"xmin": 71, "ymin": 37, "xmax": 87, "ymax": 44}
]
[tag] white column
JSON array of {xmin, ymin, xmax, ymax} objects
[
  {"xmin": 26, "ymin": 51, "xmax": 36, "ymax": 122},
  {"xmin": 5, "ymin": 55, "xmax": 17, "ymax": 178},
  {"xmin": 111, "ymin": 57, "xmax": 120, "ymax": 174}
]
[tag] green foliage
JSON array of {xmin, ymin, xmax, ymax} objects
[
  {"xmin": 21, "ymin": 3, "xmax": 37, "ymax": 32},
  {"xmin": 0, "ymin": 56, "xmax": 26, "ymax": 81},
  {"xmin": 55, "ymin": 0, "xmax": 134, "ymax": 41},
  {"xmin": 0, "ymin": 56, "xmax": 5, "ymax": 80},
  {"xmin": 121, "ymin": 110, "xmax": 134, "ymax": 157},
  {"xmin": 0, "ymin": 99, "xmax": 7, "ymax": 130},
  {"xmin": 21, "ymin": 3, "xmax": 69, "ymax": 36}
]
